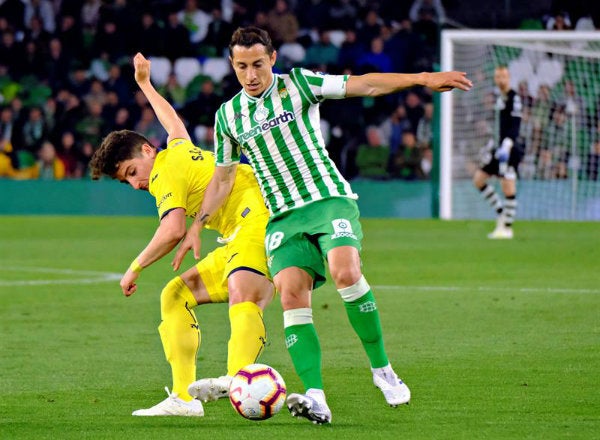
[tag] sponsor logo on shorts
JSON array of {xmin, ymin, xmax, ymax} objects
[{"xmin": 331, "ymin": 218, "xmax": 357, "ymax": 240}]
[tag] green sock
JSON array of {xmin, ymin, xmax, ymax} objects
[
  {"xmin": 284, "ymin": 323, "xmax": 323, "ymax": 390},
  {"xmin": 344, "ymin": 290, "xmax": 389, "ymax": 368}
]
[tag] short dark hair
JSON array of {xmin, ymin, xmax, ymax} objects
[
  {"xmin": 229, "ymin": 26, "xmax": 275, "ymax": 57},
  {"xmin": 89, "ymin": 130, "xmax": 151, "ymax": 180}
]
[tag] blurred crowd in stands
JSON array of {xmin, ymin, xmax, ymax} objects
[{"xmin": 0, "ymin": 0, "xmax": 598, "ymax": 181}]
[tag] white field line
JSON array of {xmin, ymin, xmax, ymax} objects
[
  {"xmin": 0, "ymin": 266, "xmax": 122, "ymax": 286},
  {"xmin": 372, "ymin": 285, "xmax": 599, "ymax": 295},
  {"xmin": 1, "ymin": 267, "xmax": 595, "ymax": 294}
]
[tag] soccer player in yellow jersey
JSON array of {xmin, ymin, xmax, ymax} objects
[{"xmin": 89, "ymin": 53, "xmax": 273, "ymax": 416}]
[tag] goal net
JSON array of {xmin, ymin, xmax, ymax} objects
[{"xmin": 440, "ymin": 30, "xmax": 600, "ymax": 220}]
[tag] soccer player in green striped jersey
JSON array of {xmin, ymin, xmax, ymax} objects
[{"xmin": 174, "ymin": 26, "xmax": 472, "ymax": 424}]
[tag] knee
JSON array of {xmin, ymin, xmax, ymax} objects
[
  {"xmin": 229, "ymin": 273, "xmax": 273, "ymax": 307},
  {"xmin": 279, "ymin": 292, "xmax": 308, "ymax": 311},
  {"xmin": 229, "ymin": 286, "xmax": 274, "ymax": 309},
  {"xmin": 274, "ymin": 268, "xmax": 313, "ymax": 310},
  {"xmin": 276, "ymin": 281, "xmax": 308, "ymax": 310},
  {"xmin": 330, "ymin": 265, "xmax": 362, "ymax": 289},
  {"xmin": 473, "ymin": 175, "xmax": 485, "ymax": 189}
]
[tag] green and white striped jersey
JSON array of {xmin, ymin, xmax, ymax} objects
[{"xmin": 214, "ymin": 68, "xmax": 358, "ymax": 217}]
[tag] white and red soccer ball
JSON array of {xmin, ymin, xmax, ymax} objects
[{"xmin": 229, "ymin": 363, "xmax": 286, "ymax": 420}]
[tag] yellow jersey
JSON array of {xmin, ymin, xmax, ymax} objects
[{"xmin": 149, "ymin": 138, "xmax": 267, "ymax": 237}]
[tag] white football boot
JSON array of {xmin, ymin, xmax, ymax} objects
[
  {"xmin": 132, "ymin": 387, "xmax": 204, "ymax": 416},
  {"xmin": 488, "ymin": 214, "xmax": 514, "ymax": 239},
  {"xmin": 487, "ymin": 225, "xmax": 514, "ymax": 239},
  {"xmin": 188, "ymin": 375, "xmax": 232, "ymax": 403},
  {"xmin": 287, "ymin": 389, "xmax": 332, "ymax": 424},
  {"xmin": 372, "ymin": 366, "xmax": 411, "ymax": 407}
]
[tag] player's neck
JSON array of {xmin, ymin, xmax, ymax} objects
[{"xmin": 256, "ymin": 74, "xmax": 275, "ymax": 99}]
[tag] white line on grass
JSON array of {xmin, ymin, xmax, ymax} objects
[
  {"xmin": 372, "ymin": 285, "xmax": 599, "ymax": 294},
  {"xmin": 0, "ymin": 266, "xmax": 122, "ymax": 286},
  {"xmin": 2, "ymin": 267, "xmax": 595, "ymax": 294}
]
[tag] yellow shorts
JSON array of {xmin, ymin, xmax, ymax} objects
[{"xmin": 195, "ymin": 214, "xmax": 270, "ymax": 303}]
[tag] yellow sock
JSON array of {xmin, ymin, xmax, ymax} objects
[
  {"xmin": 158, "ymin": 277, "xmax": 199, "ymax": 401},
  {"xmin": 227, "ymin": 301, "xmax": 266, "ymax": 376}
]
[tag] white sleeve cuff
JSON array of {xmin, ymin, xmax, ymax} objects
[{"xmin": 321, "ymin": 75, "xmax": 347, "ymax": 99}]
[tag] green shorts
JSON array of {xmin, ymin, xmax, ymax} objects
[{"xmin": 265, "ymin": 197, "xmax": 363, "ymax": 289}]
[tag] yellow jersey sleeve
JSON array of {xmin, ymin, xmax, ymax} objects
[
  {"xmin": 150, "ymin": 138, "xmax": 213, "ymax": 220},
  {"xmin": 152, "ymin": 157, "xmax": 189, "ymax": 219}
]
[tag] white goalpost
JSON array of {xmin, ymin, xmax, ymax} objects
[{"xmin": 440, "ymin": 30, "xmax": 600, "ymax": 221}]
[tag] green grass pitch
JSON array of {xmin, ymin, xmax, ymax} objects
[{"xmin": 0, "ymin": 216, "xmax": 598, "ymax": 439}]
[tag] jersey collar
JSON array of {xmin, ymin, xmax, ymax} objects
[{"xmin": 243, "ymin": 74, "xmax": 278, "ymax": 102}]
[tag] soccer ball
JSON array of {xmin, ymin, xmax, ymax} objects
[{"xmin": 229, "ymin": 363, "xmax": 286, "ymax": 420}]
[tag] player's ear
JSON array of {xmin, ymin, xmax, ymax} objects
[
  {"xmin": 270, "ymin": 50, "xmax": 277, "ymax": 66},
  {"xmin": 141, "ymin": 143, "xmax": 155, "ymax": 157}
]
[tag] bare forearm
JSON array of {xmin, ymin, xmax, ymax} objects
[
  {"xmin": 122, "ymin": 224, "xmax": 181, "ymax": 295},
  {"xmin": 193, "ymin": 169, "xmax": 235, "ymax": 229},
  {"xmin": 346, "ymin": 71, "xmax": 472, "ymax": 97},
  {"xmin": 346, "ymin": 73, "xmax": 426, "ymax": 97},
  {"xmin": 132, "ymin": 52, "xmax": 188, "ymax": 141},
  {"xmin": 135, "ymin": 210, "xmax": 186, "ymax": 268},
  {"xmin": 137, "ymin": 80, "xmax": 183, "ymax": 136},
  {"xmin": 136, "ymin": 229, "xmax": 181, "ymax": 268}
]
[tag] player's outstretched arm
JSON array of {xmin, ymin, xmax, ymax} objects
[
  {"xmin": 172, "ymin": 164, "xmax": 238, "ymax": 270},
  {"xmin": 121, "ymin": 208, "xmax": 187, "ymax": 296},
  {"xmin": 345, "ymin": 71, "xmax": 472, "ymax": 97},
  {"xmin": 133, "ymin": 52, "xmax": 190, "ymax": 143}
]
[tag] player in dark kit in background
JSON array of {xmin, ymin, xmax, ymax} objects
[{"xmin": 473, "ymin": 66, "xmax": 523, "ymax": 239}]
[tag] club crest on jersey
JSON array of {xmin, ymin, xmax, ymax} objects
[
  {"xmin": 278, "ymin": 87, "xmax": 288, "ymax": 99},
  {"xmin": 331, "ymin": 218, "xmax": 357, "ymax": 240},
  {"xmin": 253, "ymin": 104, "xmax": 269, "ymax": 123}
]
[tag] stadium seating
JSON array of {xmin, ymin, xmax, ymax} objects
[
  {"xmin": 327, "ymin": 30, "xmax": 346, "ymax": 48},
  {"xmin": 278, "ymin": 42, "xmax": 306, "ymax": 64},
  {"xmin": 148, "ymin": 57, "xmax": 172, "ymax": 87},
  {"xmin": 173, "ymin": 57, "xmax": 202, "ymax": 87},
  {"xmin": 202, "ymin": 58, "xmax": 231, "ymax": 83}
]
